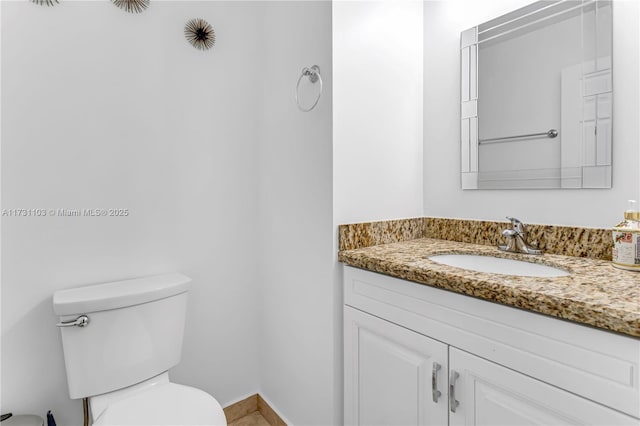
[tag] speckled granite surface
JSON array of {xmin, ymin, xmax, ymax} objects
[
  {"xmin": 423, "ymin": 217, "xmax": 613, "ymax": 260},
  {"xmin": 338, "ymin": 218, "xmax": 424, "ymax": 251},
  {"xmin": 339, "ymin": 237, "xmax": 640, "ymax": 337},
  {"xmin": 339, "ymin": 217, "xmax": 612, "ymax": 259}
]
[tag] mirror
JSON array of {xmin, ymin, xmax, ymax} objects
[{"xmin": 460, "ymin": 0, "xmax": 612, "ymax": 189}]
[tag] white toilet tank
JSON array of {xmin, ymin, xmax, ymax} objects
[{"xmin": 53, "ymin": 273, "xmax": 192, "ymax": 399}]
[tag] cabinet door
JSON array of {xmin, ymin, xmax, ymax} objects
[
  {"xmin": 344, "ymin": 306, "xmax": 448, "ymax": 426},
  {"xmin": 449, "ymin": 348, "xmax": 638, "ymax": 426}
]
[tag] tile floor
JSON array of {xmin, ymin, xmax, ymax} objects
[{"xmin": 228, "ymin": 411, "xmax": 271, "ymax": 426}]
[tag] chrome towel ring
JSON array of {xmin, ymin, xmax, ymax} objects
[{"xmin": 295, "ymin": 65, "xmax": 323, "ymax": 112}]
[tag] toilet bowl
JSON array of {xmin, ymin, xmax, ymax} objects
[
  {"xmin": 91, "ymin": 373, "xmax": 226, "ymax": 425},
  {"xmin": 53, "ymin": 273, "xmax": 226, "ymax": 425}
]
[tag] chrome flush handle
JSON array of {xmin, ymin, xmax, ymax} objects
[{"xmin": 56, "ymin": 315, "xmax": 90, "ymax": 328}]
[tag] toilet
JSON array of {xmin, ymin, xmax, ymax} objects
[{"xmin": 53, "ymin": 273, "xmax": 227, "ymax": 425}]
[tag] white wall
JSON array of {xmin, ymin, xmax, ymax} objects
[
  {"xmin": 255, "ymin": 2, "xmax": 334, "ymax": 425},
  {"xmin": 333, "ymin": 0, "xmax": 424, "ymax": 225},
  {"xmin": 1, "ymin": 2, "xmax": 262, "ymax": 423},
  {"xmin": 424, "ymin": 0, "xmax": 640, "ymax": 228},
  {"xmin": 331, "ymin": 3, "xmax": 423, "ymax": 422},
  {"xmin": 2, "ymin": 2, "xmax": 336, "ymax": 424}
]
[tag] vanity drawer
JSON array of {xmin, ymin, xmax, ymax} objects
[{"xmin": 344, "ymin": 266, "xmax": 640, "ymax": 418}]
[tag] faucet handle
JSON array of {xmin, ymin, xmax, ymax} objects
[
  {"xmin": 502, "ymin": 228, "xmax": 517, "ymax": 238},
  {"xmin": 500, "ymin": 217, "xmax": 542, "ymax": 255},
  {"xmin": 505, "ymin": 216, "xmax": 521, "ymax": 226},
  {"xmin": 505, "ymin": 217, "xmax": 527, "ymax": 237}
]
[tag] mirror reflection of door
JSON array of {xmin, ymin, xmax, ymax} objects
[{"xmin": 460, "ymin": 0, "xmax": 612, "ymax": 190}]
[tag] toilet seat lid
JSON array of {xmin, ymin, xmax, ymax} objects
[{"xmin": 92, "ymin": 382, "xmax": 226, "ymax": 426}]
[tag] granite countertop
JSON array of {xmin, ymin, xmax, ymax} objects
[{"xmin": 339, "ymin": 238, "xmax": 640, "ymax": 337}]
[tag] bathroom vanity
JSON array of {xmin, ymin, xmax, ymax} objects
[{"xmin": 339, "ymin": 224, "xmax": 640, "ymax": 426}]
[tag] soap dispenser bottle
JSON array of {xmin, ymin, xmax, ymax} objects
[{"xmin": 612, "ymin": 200, "xmax": 640, "ymax": 271}]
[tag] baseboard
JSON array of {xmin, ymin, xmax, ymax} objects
[
  {"xmin": 223, "ymin": 393, "xmax": 287, "ymax": 426},
  {"xmin": 223, "ymin": 394, "xmax": 258, "ymax": 423},
  {"xmin": 257, "ymin": 394, "xmax": 287, "ymax": 426}
]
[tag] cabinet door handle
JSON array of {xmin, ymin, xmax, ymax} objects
[
  {"xmin": 432, "ymin": 362, "xmax": 442, "ymax": 403},
  {"xmin": 449, "ymin": 370, "xmax": 460, "ymax": 413}
]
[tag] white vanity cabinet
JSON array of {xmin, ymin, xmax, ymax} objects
[
  {"xmin": 343, "ymin": 266, "xmax": 640, "ymax": 426},
  {"xmin": 448, "ymin": 348, "xmax": 636, "ymax": 426},
  {"xmin": 344, "ymin": 306, "xmax": 448, "ymax": 426}
]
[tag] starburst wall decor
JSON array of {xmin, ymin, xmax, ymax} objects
[
  {"xmin": 31, "ymin": 0, "xmax": 59, "ymax": 6},
  {"xmin": 184, "ymin": 18, "xmax": 216, "ymax": 51},
  {"xmin": 111, "ymin": 0, "xmax": 149, "ymax": 14}
]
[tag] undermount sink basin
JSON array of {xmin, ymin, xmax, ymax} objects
[{"xmin": 428, "ymin": 254, "xmax": 570, "ymax": 277}]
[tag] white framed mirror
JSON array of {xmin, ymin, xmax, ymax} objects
[{"xmin": 460, "ymin": 0, "xmax": 612, "ymax": 189}]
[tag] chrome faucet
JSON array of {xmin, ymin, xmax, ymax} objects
[{"xmin": 498, "ymin": 217, "xmax": 543, "ymax": 255}]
